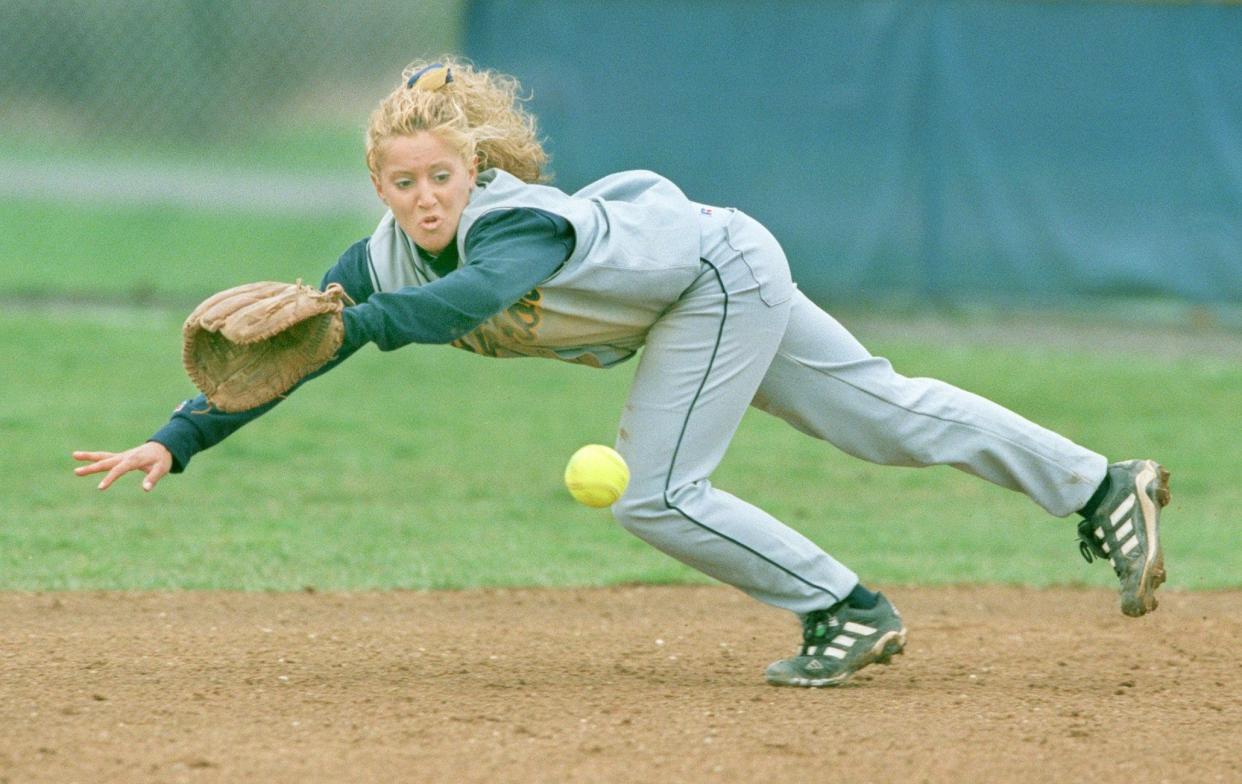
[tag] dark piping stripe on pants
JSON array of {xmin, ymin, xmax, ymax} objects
[{"xmin": 659, "ymin": 259, "xmax": 841, "ymax": 604}]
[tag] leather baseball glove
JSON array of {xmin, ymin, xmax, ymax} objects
[{"xmin": 183, "ymin": 281, "xmax": 353, "ymax": 412}]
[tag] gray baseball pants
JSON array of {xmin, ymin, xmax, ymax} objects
[{"xmin": 612, "ymin": 207, "xmax": 1108, "ymax": 615}]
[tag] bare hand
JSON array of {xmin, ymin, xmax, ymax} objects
[{"xmin": 73, "ymin": 442, "xmax": 173, "ymax": 492}]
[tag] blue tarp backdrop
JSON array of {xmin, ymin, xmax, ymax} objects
[{"xmin": 466, "ymin": 1, "xmax": 1242, "ymax": 306}]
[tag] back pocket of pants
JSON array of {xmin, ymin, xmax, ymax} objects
[{"xmin": 725, "ymin": 212, "xmax": 795, "ymax": 307}]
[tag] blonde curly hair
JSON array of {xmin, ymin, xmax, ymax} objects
[{"xmin": 365, "ymin": 57, "xmax": 549, "ymax": 184}]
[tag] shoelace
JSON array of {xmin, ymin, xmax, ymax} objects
[
  {"xmin": 1076, "ymin": 519, "xmax": 1107, "ymax": 563},
  {"xmin": 1076, "ymin": 519, "xmax": 1125, "ymax": 577},
  {"xmin": 800, "ymin": 609, "xmax": 842, "ymax": 653},
  {"xmin": 1078, "ymin": 540, "xmax": 1101, "ymax": 564}
]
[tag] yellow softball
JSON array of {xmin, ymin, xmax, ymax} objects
[{"xmin": 564, "ymin": 444, "xmax": 630, "ymax": 508}]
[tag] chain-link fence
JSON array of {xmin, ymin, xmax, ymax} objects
[{"xmin": 0, "ymin": 0, "xmax": 462, "ymax": 142}]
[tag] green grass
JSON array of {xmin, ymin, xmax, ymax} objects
[
  {"xmin": 2, "ymin": 197, "xmax": 375, "ymax": 303},
  {"xmin": 4, "ymin": 306, "xmax": 1237, "ymax": 591}
]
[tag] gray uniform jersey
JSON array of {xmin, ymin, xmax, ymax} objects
[{"xmin": 367, "ymin": 168, "xmax": 703, "ymax": 367}]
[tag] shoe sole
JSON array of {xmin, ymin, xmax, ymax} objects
[
  {"xmin": 1123, "ymin": 461, "xmax": 1170, "ymax": 617},
  {"xmin": 766, "ymin": 627, "xmax": 908, "ymax": 688}
]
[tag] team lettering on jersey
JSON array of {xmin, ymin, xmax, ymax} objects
[{"xmin": 452, "ymin": 288, "xmax": 544, "ymax": 358}]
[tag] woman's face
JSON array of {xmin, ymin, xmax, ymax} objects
[{"xmin": 371, "ymin": 131, "xmax": 477, "ymax": 254}]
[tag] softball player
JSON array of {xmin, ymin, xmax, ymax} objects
[{"xmin": 74, "ymin": 59, "xmax": 1170, "ymax": 687}]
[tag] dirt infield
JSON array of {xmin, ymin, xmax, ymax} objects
[{"xmin": 3, "ymin": 585, "xmax": 1239, "ymax": 784}]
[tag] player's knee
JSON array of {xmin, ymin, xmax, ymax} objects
[
  {"xmin": 612, "ymin": 480, "xmax": 712, "ymax": 534},
  {"xmin": 611, "ymin": 485, "xmax": 682, "ymax": 533},
  {"xmin": 612, "ymin": 492, "xmax": 660, "ymax": 533}
]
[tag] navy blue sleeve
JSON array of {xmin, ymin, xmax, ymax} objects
[
  {"xmin": 149, "ymin": 207, "xmax": 573, "ymax": 474},
  {"xmin": 342, "ymin": 208, "xmax": 574, "ymax": 351},
  {"xmin": 149, "ymin": 238, "xmax": 375, "ymax": 473}
]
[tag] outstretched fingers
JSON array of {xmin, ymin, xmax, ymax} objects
[
  {"xmin": 141, "ymin": 461, "xmax": 170, "ymax": 492},
  {"xmin": 96, "ymin": 459, "xmax": 138, "ymax": 491},
  {"xmin": 73, "ymin": 443, "xmax": 173, "ymax": 492},
  {"xmin": 75, "ymin": 452, "xmax": 132, "ymax": 490},
  {"xmin": 72, "ymin": 451, "xmax": 121, "ymax": 480},
  {"xmin": 72, "ymin": 450, "xmax": 116, "ymax": 465}
]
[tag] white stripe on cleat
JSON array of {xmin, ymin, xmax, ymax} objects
[{"xmin": 1110, "ymin": 494, "xmax": 1136, "ymax": 526}]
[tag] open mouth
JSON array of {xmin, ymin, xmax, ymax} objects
[{"xmin": 420, "ymin": 216, "xmax": 442, "ymax": 231}]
